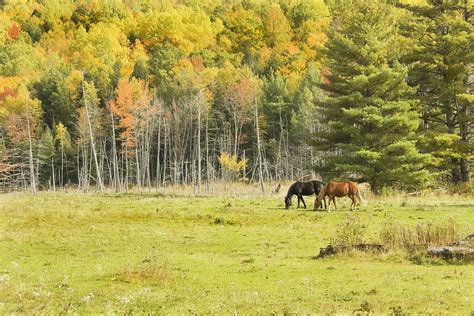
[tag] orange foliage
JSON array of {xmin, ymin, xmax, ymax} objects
[
  {"xmin": 8, "ymin": 23, "xmax": 20, "ymax": 40},
  {"xmin": 109, "ymin": 79, "xmax": 152, "ymax": 149},
  {"xmin": 286, "ymin": 44, "xmax": 300, "ymax": 56},
  {"xmin": 0, "ymin": 88, "xmax": 16, "ymax": 101},
  {"xmin": 258, "ymin": 46, "xmax": 272, "ymax": 66},
  {"xmin": 307, "ymin": 32, "xmax": 327, "ymax": 47},
  {"xmin": 225, "ymin": 78, "xmax": 254, "ymax": 112}
]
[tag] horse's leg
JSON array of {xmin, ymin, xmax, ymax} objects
[
  {"xmin": 332, "ymin": 197, "xmax": 337, "ymax": 210},
  {"xmin": 349, "ymin": 195, "xmax": 356, "ymax": 211},
  {"xmin": 297, "ymin": 195, "xmax": 301, "ymax": 208},
  {"xmin": 327, "ymin": 195, "xmax": 332, "ymax": 212},
  {"xmin": 323, "ymin": 197, "xmax": 327, "ymax": 210},
  {"xmin": 301, "ymin": 195, "xmax": 307, "ymax": 209}
]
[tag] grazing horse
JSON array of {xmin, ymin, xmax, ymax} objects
[
  {"xmin": 313, "ymin": 181, "xmax": 365, "ymax": 212},
  {"xmin": 285, "ymin": 181, "xmax": 327, "ymax": 210}
]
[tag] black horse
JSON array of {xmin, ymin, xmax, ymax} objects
[{"xmin": 284, "ymin": 180, "xmax": 326, "ymax": 210}]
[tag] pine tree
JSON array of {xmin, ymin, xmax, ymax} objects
[
  {"xmin": 317, "ymin": 0, "xmax": 433, "ymax": 190},
  {"xmin": 401, "ymin": 0, "xmax": 474, "ymax": 183}
]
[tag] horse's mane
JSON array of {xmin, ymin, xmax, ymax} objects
[
  {"xmin": 285, "ymin": 182, "xmax": 296, "ymax": 198},
  {"xmin": 316, "ymin": 184, "xmax": 326, "ymax": 202}
]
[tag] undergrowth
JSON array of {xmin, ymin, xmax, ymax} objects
[{"xmin": 330, "ymin": 214, "xmax": 471, "ymax": 263}]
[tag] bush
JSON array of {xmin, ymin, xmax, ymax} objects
[
  {"xmin": 330, "ymin": 214, "xmax": 368, "ymax": 246},
  {"xmin": 449, "ymin": 182, "xmax": 474, "ymax": 195}
]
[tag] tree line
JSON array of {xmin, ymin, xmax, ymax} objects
[{"xmin": 0, "ymin": 0, "xmax": 472, "ymax": 193}]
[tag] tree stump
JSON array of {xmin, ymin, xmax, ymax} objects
[{"xmin": 314, "ymin": 243, "xmax": 385, "ymax": 259}]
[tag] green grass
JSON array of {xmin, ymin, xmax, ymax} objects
[{"xmin": 1, "ymin": 192, "xmax": 473, "ymax": 314}]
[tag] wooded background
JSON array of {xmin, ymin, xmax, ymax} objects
[{"xmin": 0, "ymin": 0, "xmax": 472, "ymax": 193}]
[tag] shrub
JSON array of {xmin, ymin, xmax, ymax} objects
[
  {"xmin": 330, "ymin": 214, "xmax": 368, "ymax": 246},
  {"xmin": 218, "ymin": 152, "xmax": 247, "ymax": 180},
  {"xmin": 449, "ymin": 182, "xmax": 474, "ymax": 195}
]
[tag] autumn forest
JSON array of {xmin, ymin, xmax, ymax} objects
[{"xmin": 0, "ymin": 0, "xmax": 472, "ymax": 193}]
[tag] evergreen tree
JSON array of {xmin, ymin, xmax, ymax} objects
[
  {"xmin": 33, "ymin": 68, "xmax": 76, "ymax": 131},
  {"xmin": 401, "ymin": 0, "xmax": 474, "ymax": 183},
  {"xmin": 317, "ymin": 0, "xmax": 433, "ymax": 190}
]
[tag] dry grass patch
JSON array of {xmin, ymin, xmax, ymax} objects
[
  {"xmin": 380, "ymin": 218, "xmax": 467, "ymax": 251},
  {"xmin": 327, "ymin": 214, "xmax": 471, "ymax": 261},
  {"xmin": 116, "ymin": 264, "xmax": 174, "ymax": 286}
]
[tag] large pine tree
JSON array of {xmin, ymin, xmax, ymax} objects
[
  {"xmin": 317, "ymin": 0, "xmax": 432, "ymax": 190},
  {"xmin": 402, "ymin": 0, "xmax": 474, "ymax": 183}
]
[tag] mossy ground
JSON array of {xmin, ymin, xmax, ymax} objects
[{"xmin": 0, "ymin": 191, "xmax": 473, "ymax": 314}]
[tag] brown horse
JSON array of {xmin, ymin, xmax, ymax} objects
[{"xmin": 313, "ymin": 181, "xmax": 365, "ymax": 212}]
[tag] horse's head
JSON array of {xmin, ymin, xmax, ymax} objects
[
  {"xmin": 313, "ymin": 197, "xmax": 320, "ymax": 211},
  {"xmin": 284, "ymin": 196, "xmax": 292, "ymax": 209}
]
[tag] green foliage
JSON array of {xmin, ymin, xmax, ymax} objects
[
  {"xmin": 401, "ymin": 0, "xmax": 474, "ymax": 182},
  {"xmin": 0, "ymin": 39, "xmax": 39, "ymax": 77},
  {"xmin": 34, "ymin": 68, "xmax": 76, "ymax": 130},
  {"xmin": 131, "ymin": 58, "xmax": 149, "ymax": 81},
  {"xmin": 330, "ymin": 214, "xmax": 368, "ymax": 246},
  {"xmin": 37, "ymin": 125, "xmax": 56, "ymax": 182},
  {"xmin": 318, "ymin": 0, "xmax": 434, "ymax": 190}
]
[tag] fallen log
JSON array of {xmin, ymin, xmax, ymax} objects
[
  {"xmin": 314, "ymin": 243, "xmax": 385, "ymax": 259},
  {"xmin": 427, "ymin": 246, "xmax": 474, "ymax": 259},
  {"xmin": 427, "ymin": 234, "xmax": 474, "ymax": 259}
]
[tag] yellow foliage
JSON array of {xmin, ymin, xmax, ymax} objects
[
  {"xmin": 54, "ymin": 122, "xmax": 67, "ymax": 143},
  {"xmin": 218, "ymin": 153, "xmax": 247, "ymax": 174}
]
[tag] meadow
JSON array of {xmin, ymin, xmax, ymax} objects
[{"xmin": 1, "ymin": 188, "xmax": 473, "ymax": 314}]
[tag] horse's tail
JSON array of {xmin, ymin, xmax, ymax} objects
[{"xmin": 356, "ymin": 186, "xmax": 366, "ymax": 205}]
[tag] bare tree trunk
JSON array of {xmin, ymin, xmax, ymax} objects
[
  {"xmin": 197, "ymin": 102, "xmax": 202, "ymax": 193},
  {"xmin": 234, "ymin": 119, "xmax": 239, "ymax": 158},
  {"xmin": 77, "ymin": 146, "xmax": 81, "ymax": 190},
  {"xmin": 51, "ymin": 158, "xmax": 55, "ymax": 191},
  {"xmin": 205, "ymin": 112, "xmax": 210, "ymax": 192},
  {"xmin": 162, "ymin": 120, "xmax": 168, "ymax": 187},
  {"xmin": 125, "ymin": 145, "xmax": 129, "ymax": 192},
  {"xmin": 255, "ymin": 93, "xmax": 264, "ymax": 193},
  {"xmin": 82, "ymin": 78, "xmax": 104, "ymax": 192},
  {"xmin": 135, "ymin": 145, "xmax": 141, "ymax": 190},
  {"xmin": 25, "ymin": 97, "xmax": 36, "ymax": 194},
  {"xmin": 60, "ymin": 143, "xmax": 64, "ymax": 188},
  {"xmin": 110, "ymin": 108, "xmax": 120, "ymax": 192},
  {"xmin": 156, "ymin": 115, "xmax": 161, "ymax": 188}
]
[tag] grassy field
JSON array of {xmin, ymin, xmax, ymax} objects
[{"xmin": 1, "ymin": 189, "xmax": 473, "ymax": 314}]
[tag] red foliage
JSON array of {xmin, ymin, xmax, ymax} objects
[
  {"xmin": 0, "ymin": 88, "xmax": 17, "ymax": 101},
  {"xmin": 6, "ymin": 114, "xmax": 28, "ymax": 144},
  {"xmin": 8, "ymin": 23, "xmax": 20, "ymax": 40}
]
